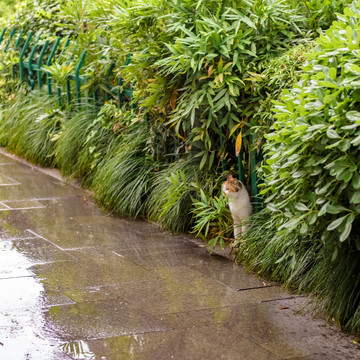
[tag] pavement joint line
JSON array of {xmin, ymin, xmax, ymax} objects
[
  {"xmin": 0, "ymin": 236, "xmax": 39, "ymax": 241},
  {"xmin": 0, "ymin": 206, "xmax": 47, "ymax": 211},
  {"xmin": 0, "ymin": 275, "xmax": 35, "ymax": 281},
  {"xmin": 5, "ymin": 175, "xmax": 21, "ymax": 185},
  {"xmin": 0, "ymin": 195, "xmax": 85, "ymax": 203},
  {"xmin": 236, "ymin": 285, "xmax": 278, "ymax": 291},
  {"xmin": 260, "ymin": 295, "xmax": 306, "ymax": 303},
  {"xmin": 63, "ymin": 246, "xmax": 99, "ymax": 251},
  {"xmin": 26, "ymin": 229, "xmax": 78, "ymax": 260},
  {"xmin": 0, "ymin": 202, "xmax": 11, "ymax": 209}
]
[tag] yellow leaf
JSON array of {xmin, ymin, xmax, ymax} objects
[
  {"xmin": 219, "ymin": 73, "xmax": 224, "ymax": 83},
  {"xmin": 218, "ymin": 56, "xmax": 223, "ymax": 71},
  {"xmin": 208, "ymin": 65, "xmax": 214, "ymax": 77},
  {"xmin": 229, "ymin": 122, "xmax": 244, "ymax": 138},
  {"xmin": 170, "ymin": 89, "xmax": 178, "ymax": 111},
  {"xmin": 235, "ymin": 131, "xmax": 242, "ymax": 157}
]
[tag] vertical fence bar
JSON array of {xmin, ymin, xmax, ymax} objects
[
  {"xmin": 46, "ymin": 37, "xmax": 61, "ymax": 95},
  {"xmin": 0, "ymin": 28, "xmax": 6, "ymax": 44},
  {"xmin": 66, "ymin": 78, "xmax": 71, "ymax": 106},
  {"xmin": 117, "ymin": 77, "xmax": 123, "ymax": 107},
  {"xmin": 19, "ymin": 31, "xmax": 33, "ymax": 84},
  {"xmin": 57, "ymin": 86, "xmax": 62, "ymax": 107},
  {"xmin": 75, "ymin": 50, "xmax": 87, "ymax": 107},
  {"xmin": 14, "ymin": 30, "xmax": 23, "ymax": 48},
  {"xmin": 4, "ymin": 28, "xmax": 15, "ymax": 53},
  {"xmin": 28, "ymin": 32, "xmax": 42, "ymax": 90},
  {"xmin": 219, "ymin": 129, "xmax": 227, "ymax": 173},
  {"xmin": 105, "ymin": 63, "xmax": 115, "ymax": 102},
  {"xmin": 37, "ymin": 40, "xmax": 49, "ymax": 89},
  {"xmin": 250, "ymin": 134, "xmax": 261, "ymax": 213},
  {"xmin": 12, "ymin": 30, "xmax": 24, "ymax": 79},
  {"xmin": 237, "ymin": 147, "xmax": 245, "ymax": 184}
]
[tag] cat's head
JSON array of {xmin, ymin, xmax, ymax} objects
[{"xmin": 222, "ymin": 174, "xmax": 243, "ymax": 197}]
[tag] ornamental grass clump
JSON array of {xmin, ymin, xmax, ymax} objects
[
  {"xmin": 0, "ymin": 92, "xmax": 63, "ymax": 167},
  {"xmin": 236, "ymin": 0, "xmax": 360, "ymax": 334}
]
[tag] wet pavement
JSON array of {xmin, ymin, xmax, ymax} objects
[{"xmin": 0, "ymin": 150, "xmax": 359, "ymax": 360}]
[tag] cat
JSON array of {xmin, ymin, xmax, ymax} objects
[{"xmin": 222, "ymin": 174, "xmax": 252, "ymax": 239}]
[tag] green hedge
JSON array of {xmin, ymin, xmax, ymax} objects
[{"xmin": 236, "ymin": 0, "xmax": 360, "ymax": 334}]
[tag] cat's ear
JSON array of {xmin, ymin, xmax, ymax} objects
[
  {"xmin": 227, "ymin": 173, "xmax": 235, "ymax": 181},
  {"xmin": 235, "ymin": 178, "xmax": 243, "ymax": 190}
]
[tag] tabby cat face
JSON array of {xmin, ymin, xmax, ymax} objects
[{"xmin": 223, "ymin": 174, "xmax": 242, "ymax": 195}]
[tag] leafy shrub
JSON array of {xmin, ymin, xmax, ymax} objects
[
  {"xmin": 191, "ymin": 184, "xmax": 233, "ymax": 252},
  {"xmin": 236, "ymin": 0, "xmax": 360, "ymax": 334},
  {"xmin": 248, "ymin": 42, "xmax": 315, "ymax": 146}
]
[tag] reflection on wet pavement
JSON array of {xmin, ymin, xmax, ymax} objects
[{"xmin": 0, "ymin": 151, "xmax": 359, "ymax": 360}]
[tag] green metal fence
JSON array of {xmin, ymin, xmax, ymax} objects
[{"xmin": 0, "ymin": 28, "xmax": 132, "ymax": 109}]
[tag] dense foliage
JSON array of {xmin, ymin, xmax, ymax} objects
[
  {"xmin": 235, "ymin": 0, "xmax": 360, "ymax": 334},
  {"xmin": 0, "ymin": 0, "xmax": 20, "ymax": 21}
]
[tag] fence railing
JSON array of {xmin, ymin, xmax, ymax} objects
[
  {"xmin": 0, "ymin": 27, "xmax": 262, "ymax": 212},
  {"xmin": 0, "ymin": 28, "xmax": 132, "ymax": 109}
]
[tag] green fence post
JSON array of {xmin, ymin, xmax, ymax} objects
[
  {"xmin": 250, "ymin": 134, "xmax": 261, "ymax": 213},
  {"xmin": 75, "ymin": 50, "xmax": 87, "ymax": 107},
  {"xmin": 237, "ymin": 147, "xmax": 245, "ymax": 184},
  {"xmin": 19, "ymin": 31, "xmax": 33, "ymax": 84},
  {"xmin": 219, "ymin": 129, "xmax": 227, "ymax": 173},
  {"xmin": 36, "ymin": 40, "xmax": 49, "ymax": 89},
  {"xmin": 46, "ymin": 37, "xmax": 61, "ymax": 95},
  {"xmin": 14, "ymin": 30, "xmax": 23, "ymax": 48},
  {"xmin": 0, "ymin": 28, "xmax": 6, "ymax": 44},
  {"xmin": 66, "ymin": 78, "xmax": 71, "ymax": 106},
  {"xmin": 57, "ymin": 86, "xmax": 62, "ymax": 107},
  {"xmin": 28, "ymin": 32, "xmax": 42, "ymax": 90},
  {"xmin": 105, "ymin": 63, "xmax": 115, "ymax": 102},
  {"xmin": 11, "ymin": 30, "xmax": 24, "ymax": 79},
  {"xmin": 117, "ymin": 77, "xmax": 123, "ymax": 107},
  {"xmin": 4, "ymin": 28, "xmax": 16, "ymax": 53}
]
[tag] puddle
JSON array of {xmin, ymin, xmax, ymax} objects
[
  {"xmin": 0, "ymin": 244, "xmax": 66, "ymax": 359},
  {"xmin": 60, "ymin": 340, "xmax": 96, "ymax": 359}
]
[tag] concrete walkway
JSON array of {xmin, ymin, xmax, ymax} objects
[{"xmin": 0, "ymin": 150, "xmax": 359, "ymax": 360}]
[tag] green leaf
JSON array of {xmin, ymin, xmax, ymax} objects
[
  {"xmin": 351, "ymin": 134, "xmax": 360, "ymax": 146},
  {"xmin": 326, "ymin": 204, "xmax": 349, "ymax": 214},
  {"xmin": 266, "ymin": 203, "xmax": 278, "ymax": 212},
  {"xmin": 327, "ymin": 215, "xmax": 348, "ymax": 231},
  {"xmin": 300, "ymin": 222, "xmax": 308, "ymax": 235},
  {"xmin": 352, "ymin": 172, "xmax": 360, "ymax": 189},
  {"xmin": 350, "ymin": 190, "xmax": 360, "ymax": 204},
  {"xmin": 295, "ymin": 202, "xmax": 309, "ymax": 211},
  {"xmin": 329, "ymin": 67, "xmax": 337, "ymax": 80},
  {"xmin": 339, "ymin": 221, "xmax": 352, "ymax": 242},
  {"xmin": 346, "ymin": 111, "xmax": 360, "ymax": 121},
  {"xmin": 318, "ymin": 80, "xmax": 338, "ymax": 88},
  {"xmin": 331, "ymin": 247, "xmax": 338, "ymax": 262},
  {"xmin": 326, "ymin": 128, "xmax": 341, "ymax": 139}
]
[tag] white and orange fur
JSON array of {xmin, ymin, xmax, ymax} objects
[{"xmin": 222, "ymin": 174, "xmax": 252, "ymax": 239}]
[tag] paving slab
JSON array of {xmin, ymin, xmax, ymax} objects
[{"xmin": 0, "ymin": 148, "xmax": 359, "ymax": 360}]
